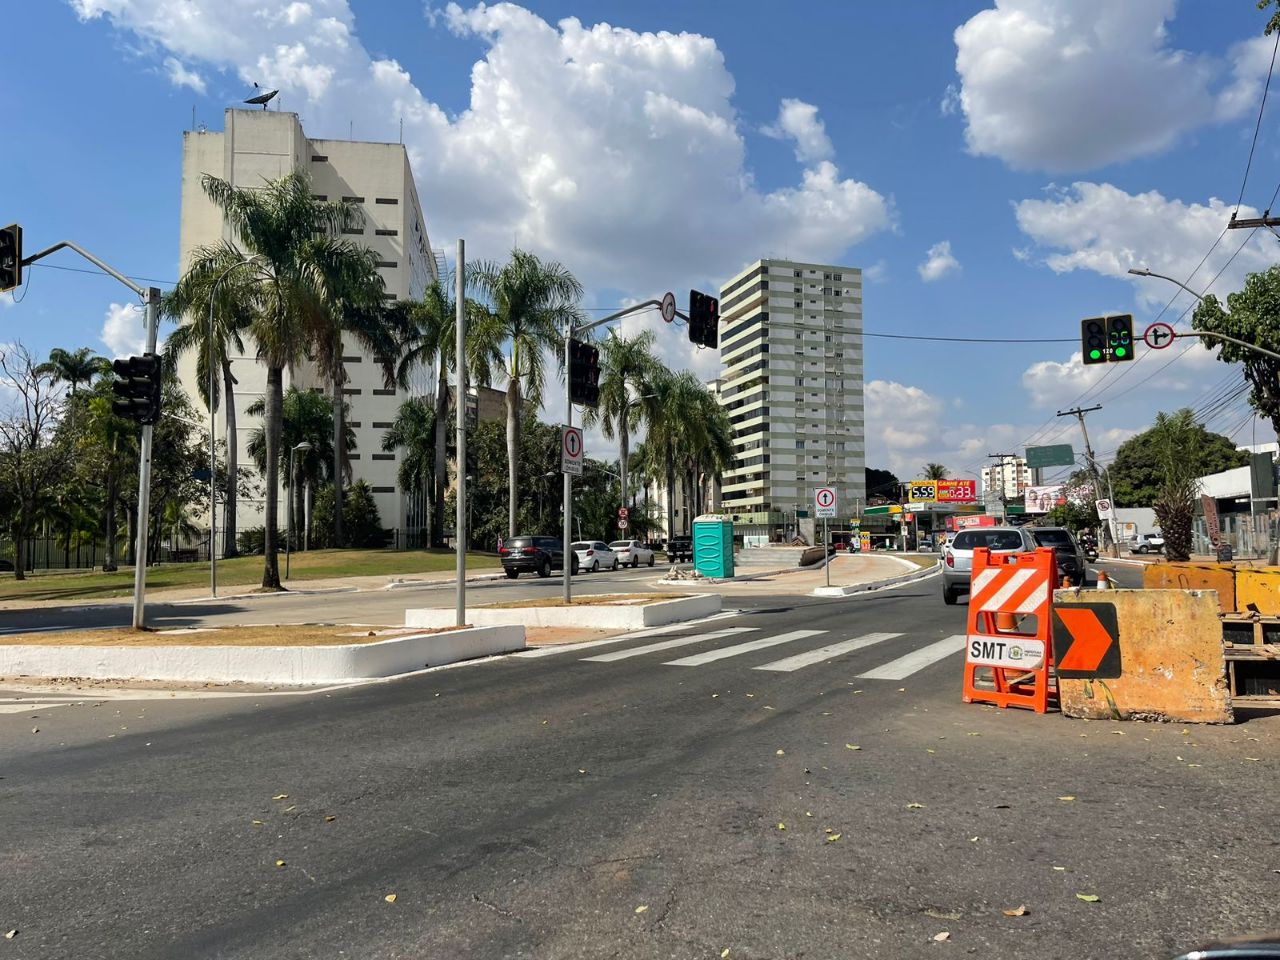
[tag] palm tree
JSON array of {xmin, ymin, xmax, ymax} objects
[
  {"xmin": 163, "ymin": 273, "xmax": 253, "ymax": 558},
  {"xmin": 922, "ymin": 462, "xmax": 948, "ymax": 480},
  {"xmin": 246, "ymin": 386, "xmax": 353, "ymax": 548},
  {"xmin": 381, "ymin": 397, "xmax": 437, "ymax": 541},
  {"xmin": 691, "ymin": 393, "xmax": 734, "ymax": 517},
  {"xmin": 40, "ymin": 347, "xmax": 108, "ymax": 395},
  {"xmin": 176, "ymin": 171, "xmax": 382, "ymax": 589},
  {"xmin": 582, "ymin": 330, "xmax": 659, "ymax": 511},
  {"xmin": 389, "ymin": 279, "xmax": 498, "ymax": 547},
  {"xmin": 642, "ymin": 369, "xmax": 708, "ymax": 540},
  {"xmin": 469, "ymin": 249, "xmax": 583, "ymax": 537}
]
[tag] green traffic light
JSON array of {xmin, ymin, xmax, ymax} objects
[
  {"xmin": 1089, "ymin": 349, "xmax": 1102, "ymax": 360},
  {"xmin": 1114, "ymin": 346, "xmax": 1127, "ymax": 358}
]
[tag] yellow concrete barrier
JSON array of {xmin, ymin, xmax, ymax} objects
[
  {"xmin": 1141, "ymin": 562, "xmax": 1236, "ymax": 614},
  {"xmin": 1054, "ymin": 588, "xmax": 1232, "ymax": 724},
  {"xmin": 1235, "ymin": 567, "xmax": 1280, "ymax": 616}
]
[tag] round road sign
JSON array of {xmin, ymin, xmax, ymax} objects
[
  {"xmin": 618, "ymin": 517, "xmax": 629, "ymax": 530},
  {"xmin": 661, "ymin": 291, "xmax": 677, "ymax": 324},
  {"xmin": 815, "ymin": 488, "xmax": 836, "ymax": 509},
  {"xmin": 618, "ymin": 506, "xmax": 629, "ymax": 519},
  {"xmin": 563, "ymin": 428, "xmax": 582, "ymax": 459},
  {"xmin": 1143, "ymin": 321, "xmax": 1175, "ymax": 350}
]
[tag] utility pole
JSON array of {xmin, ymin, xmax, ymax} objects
[
  {"xmin": 455, "ymin": 239, "xmax": 467, "ymax": 626},
  {"xmin": 1056, "ymin": 404, "xmax": 1117, "ymax": 556},
  {"xmin": 987, "ymin": 453, "xmax": 1017, "ymax": 522}
]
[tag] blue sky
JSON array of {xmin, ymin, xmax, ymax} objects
[{"xmin": 5, "ymin": 1, "xmax": 1279, "ymax": 482}]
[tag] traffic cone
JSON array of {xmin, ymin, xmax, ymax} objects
[
  {"xmin": 1096, "ymin": 570, "xmax": 1112, "ymax": 590},
  {"xmin": 995, "ymin": 611, "xmax": 1018, "ymax": 632}
]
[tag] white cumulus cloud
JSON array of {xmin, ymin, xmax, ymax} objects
[
  {"xmin": 949, "ymin": 0, "xmax": 1273, "ymax": 172},
  {"xmin": 100, "ymin": 302, "xmax": 147, "ymax": 358},
  {"xmin": 761, "ymin": 98, "xmax": 834, "ymax": 163},
  {"xmin": 917, "ymin": 240, "xmax": 960, "ymax": 282},
  {"xmin": 164, "ymin": 56, "xmax": 206, "ymax": 93}
]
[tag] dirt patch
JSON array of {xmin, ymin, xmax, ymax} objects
[
  {"xmin": 524, "ymin": 626, "xmax": 619, "ymax": 647},
  {"xmin": 0, "ymin": 624, "xmax": 462, "ymax": 647},
  {"xmin": 482, "ymin": 593, "xmax": 686, "ymax": 609}
]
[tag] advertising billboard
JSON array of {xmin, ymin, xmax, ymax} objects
[
  {"xmin": 1025, "ymin": 484, "xmax": 1067, "ymax": 514},
  {"xmin": 936, "ymin": 479, "xmax": 977, "ymax": 503}
]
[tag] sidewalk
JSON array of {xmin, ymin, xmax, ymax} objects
[{"xmin": 698, "ymin": 554, "xmax": 933, "ymax": 597}]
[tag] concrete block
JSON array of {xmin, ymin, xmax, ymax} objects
[
  {"xmin": 1141, "ymin": 562, "xmax": 1235, "ymax": 614},
  {"xmin": 1234, "ymin": 567, "xmax": 1280, "ymax": 616},
  {"xmin": 1055, "ymin": 588, "xmax": 1232, "ymax": 724},
  {"xmin": 405, "ymin": 593, "xmax": 721, "ymax": 630}
]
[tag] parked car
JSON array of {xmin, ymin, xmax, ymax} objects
[
  {"xmin": 942, "ymin": 526, "xmax": 1037, "ymax": 605},
  {"xmin": 917, "ymin": 535, "xmax": 936, "ymax": 552},
  {"xmin": 573, "ymin": 540, "xmax": 618, "ymax": 572},
  {"xmin": 609, "ymin": 539, "xmax": 655, "ymax": 568},
  {"xmin": 1029, "ymin": 526, "xmax": 1087, "ymax": 585},
  {"xmin": 0, "ymin": 558, "xmax": 13, "ymax": 572},
  {"xmin": 1128, "ymin": 532, "xmax": 1165, "ymax": 554},
  {"xmin": 664, "ymin": 537, "xmax": 693, "ymax": 562},
  {"xmin": 499, "ymin": 535, "xmax": 579, "ymax": 579}
]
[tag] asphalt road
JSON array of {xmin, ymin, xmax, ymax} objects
[{"xmin": 2, "ymin": 571, "xmax": 1276, "ymax": 959}]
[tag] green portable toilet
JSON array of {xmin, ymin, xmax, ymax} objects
[{"xmin": 693, "ymin": 514, "xmax": 735, "ymax": 579}]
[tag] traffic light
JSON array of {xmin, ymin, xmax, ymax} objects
[
  {"xmin": 111, "ymin": 353, "xmax": 163, "ymax": 425},
  {"xmin": 688, "ymin": 289, "xmax": 719, "ymax": 348},
  {"xmin": 568, "ymin": 338, "xmax": 600, "ymax": 406},
  {"xmin": 0, "ymin": 224, "xmax": 21, "ymax": 294},
  {"xmin": 1107, "ymin": 314, "xmax": 1134, "ymax": 362},
  {"xmin": 1081, "ymin": 317, "xmax": 1107, "ymax": 365}
]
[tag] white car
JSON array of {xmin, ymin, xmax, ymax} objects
[
  {"xmin": 610, "ymin": 539, "xmax": 655, "ymax": 568},
  {"xmin": 573, "ymin": 540, "xmax": 618, "ymax": 572}
]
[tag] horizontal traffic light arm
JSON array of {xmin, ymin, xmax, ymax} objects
[
  {"xmin": 1183, "ymin": 330, "xmax": 1280, "ymax": 362},
  {"xmin": 572, "ymin": 298, "xmax": 670, "ymax": 337},
  {"xmin": 16, "ymin": 238, "xmax": 148, "ymax": 297}
]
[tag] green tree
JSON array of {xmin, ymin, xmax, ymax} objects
[
  {"xmin": 1147, "ymin": 410, "xmax": 1206, "ymax": 561},
  {"xmin": 582, "ymin": 330, "xmax": 660, "ymax": 510},
  {"xmin": 641, "ymin": 369, "xmax": 709, "ymax": 539},
  {"xmin": 866, "ymin": 467, "xmax": 901, "ymax": 502},
  {"xmin": 469, "ymin": 249, "xmax": 583, "ymax": 538},
  {"xmin": 38, "ymin": 347, "xmax": 109, "ymax": 395},
  {"xmin": 922, "ymin": 462, "xmax": 948, "ymax": 480},
  {"xmin": 1260, "ymin": 0, "xmax": 1280, "ymax": 34},
  {"xmin": 1192, "ymin": 264, "xmax": 1280, "ymax": 439},
  {"xmin": 1109, "ymin": 412, "xmax": 1248, "ymax": 506},
  {"xmin": 164, "ymin": 260, "xmax": 255, "ymax": 558},
  {"xmin": 388, "ymin": 279, "xmax": 498, "ymax": 547},
  {"xmin": 380, "ymin": 396, "xmax": 438, "ymax": 540},
  {"xmin": 176, "ymin": 171, "xmax": 384, "ymax": 589},
  {"xmin": 310, "ymin": 480, "xmax": 386, "ymax": 549}
]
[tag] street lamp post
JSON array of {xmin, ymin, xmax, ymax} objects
[
  {"xmin": 286, "ymin": 441, "xmax": 312, "ymax": 580},
  {"xmin": 1127, "ymin": 267, "xmax": 1280, "ymax": 362}
]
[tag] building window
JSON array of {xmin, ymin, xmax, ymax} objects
[
  {"xmin": 834, "ymin": 273, "xmax": 842, "ymax": 281},
  {"xmin": 341, "ymin": 195, "xmax": 365, "ymax": 203},
  {"xmin": 311, "ymin": 194, "xmax": 327, "ymax": 201},
  {"xmin": 794, "ymin": 269, "xmax": 802, "ymax": 277},
  {"xmin": 343, "ymin": 388, "xmax": 362, "ymax": 396},
  {"xmin": 375, "ymin": 228, "xmax": 398, "ymax": 236},
  {"xmin": 375, "ymin": 197, "xmax": 399, "ymax": 205},
  {"xmin": 377, "ymin": 260, "xmax": 398, "ymax": 268},
  {"xmin": 382, "ymin": 293, "xmax": 398, "ymax": 301},
  {"xmin": 311, "ymin": 155, "xmax": 328, "ymax": 162},
  {"xmin": 372, "ymin": 486, "xmax": 395, "ymax": 493},
  {"xmin": 342, "ymin": 355, "xmax": 362, "ymax": 363},
  {"xmin": 348, "ymin": 422, "xmax": 362, "ymax": 429},
  {"xmin": 796, "ymin": 440, "xmax": 805, "ymax": 449},
  {"xmin": 372, "ymin": 421, "xmax": 393, "ymax": 429},
  {"xmin": 372, "ymin": 453, "xmax": 395, "ymax": 461},
  {"xmin": 372, "ymin": 388, "xmax": 396, "ymax": 396},
  {"xmin": 341, "ymin": 228, "xmax": 364, "ymax": 235},
  {"xmin": 309, "ymin": 387, "xmax": 324, "ymax": 394},
  {"xmin": 348, "ymin": 453, "xmax": 361, "ymax": 460}
]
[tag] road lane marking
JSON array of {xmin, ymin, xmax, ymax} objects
[
  {"xmin": 0, "ymin": 702, "xmax": 70, "ymax": 714},
  {"xmin": 663, "ymin": 630, "xmax": 826, "ymax": 666},
  {"xmin": 581, "ymin": 628, "xmax": 757, "ymax": 663},
  {"xmin": 510, "ymin": 612, "xmax": 742, "ymax": 657},
  {"xmin": 856, "ymin": 634, "xmax": 968, "ymax": 680},
  {"xmin": 753, "ymin": 632, "xmax": 901, "ymax": 673}
]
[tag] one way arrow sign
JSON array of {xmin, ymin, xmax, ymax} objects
[{"xmin": 1052, "ymin": 602, "xmax": 1122, "ymax": 679}]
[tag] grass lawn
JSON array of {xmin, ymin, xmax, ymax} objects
[{"xmin": 0, "ymin": 548, "xmax": 499, "ymax": 603}]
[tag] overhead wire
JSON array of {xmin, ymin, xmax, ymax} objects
[{"xmin": 1234, "ymin": 27, "xmax": 1280, "ymax": 219}]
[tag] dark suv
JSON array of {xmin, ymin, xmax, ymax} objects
[
  {"xmin": 664, "ymin": 537, "xmax": 693, "ymax": 562},
  {"xmin": 499, "ymin": 536, "xmax": 579, "ymax": 579},
  {"xmin": 1029, "ymin": 526, "xmax": 1088, "ymax": 585}
]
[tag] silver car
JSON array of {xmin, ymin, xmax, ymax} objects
[
  {"xmin": 573, "ymin": 540, "xmax": 619, "ymax": 572},
  {"xmin": 609, "ymin": 539, "xmax": 655, "ymax": 568},
  {"xmin": 941, "ymin": 526, "xmax": 1037, "ymax": 605}
]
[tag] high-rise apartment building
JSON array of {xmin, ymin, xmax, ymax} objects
[
  {"xmin": 981, "ymin": 457, "xmax": 1030, "ymax": 501},
  {"xmin": 716, "ymin": 259, "xmax": 866, "ymax": 528},
  {"xmin": 178, "ymin": 109, "xmax": 436, "ymax": 539}
]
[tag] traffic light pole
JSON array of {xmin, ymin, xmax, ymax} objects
[
  {"xmin": 15, "ymin": 239, "xmax": 161, "ymax": 628},
  {"xmin": 562, "ymin": 298, "xmax": 679, "ymax": 605}
]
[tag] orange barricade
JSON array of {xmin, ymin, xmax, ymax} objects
[{"xmin": 961, "ymin": 546, "xmax": 1059, "ymax": 713}]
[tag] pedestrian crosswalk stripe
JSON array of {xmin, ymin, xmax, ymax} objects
[
  {"xmin": 580, "ymin": 628, "xmax": 758, "ymax": 663},
  {"xmin": 856, "ymin": 634, "xmax": 967, "ymax": 680},
  {"xmin": 511, "ymin": 613, "xmax": 740, "ymax": 658},
  {"xmin": 753, "ymin": 632, "xmax": 902, "ymax": 673},
  {"xmin": 663, "ymin": 629, "xmax": 827, "ymax": 667}
]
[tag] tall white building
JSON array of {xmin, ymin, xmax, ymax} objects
[
  {"xmin": 716, "ymin": 258, "xmax": 866, "ymax": 529},
  {"xmin": 981, "ymin": 457, "xmax": 1030, "ymax": 501},
  {"xmin": 178, "ymin": 109, "xmax": 436, "ymax": 540}
]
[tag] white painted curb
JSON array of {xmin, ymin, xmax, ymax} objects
[
  {"xmin": 0, "ymin": 625, "xmax": 525, "ymax": 685},
  {"xmin": 404, "ymin": 593, "xmax": 721, "ymax": 630},
  {"xmin": 384, "ymin": 572, "xmax": 508, "ymax": 590},
  {"xmin": 811, "ymin": 562, "xmax": 941, "ymax": 597}
]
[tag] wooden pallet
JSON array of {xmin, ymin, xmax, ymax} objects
[{"xmin": 1221, "ymin": 613, "xmax": 1280, "ymax": 705}]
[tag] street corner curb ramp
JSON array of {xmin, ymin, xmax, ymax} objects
[
  {"xmin": 1052, "ymin": 588, "xmax": 1232, "ymax": 724},
  {"xmin": 962, "ymin": 546, "xmax": 1059, "ymax": 714}
]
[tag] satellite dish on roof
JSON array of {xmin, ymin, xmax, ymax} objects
[{"xmin": 243, "ymin": 82, "xmax": 279, "ymax": 110}]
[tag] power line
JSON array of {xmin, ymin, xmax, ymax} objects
[
  {"xmin": 1235, "ymin": 27, "xmax": 1280, "ymax": 218},
  {"xmin": 862, "ymin": 332, "xmax": 1073, "ymax": 344}
]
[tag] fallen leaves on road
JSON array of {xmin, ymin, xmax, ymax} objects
[
  {"xmin": 925, "ymin": 909, "xmax": 961, "ymax": 921},
  {"xmin": 775, "ymin": 749, "xmax": 785, "ymax": 756},
  {"xmin": 926, "ymin": 749, "xmax": 936, "ymax": 754},
  {"xmin": 1002, "ymin": 905, "xmax": 1028, "ymax": 917},
  {"xmin": 845, "ymin": 744, "xmax": 861, "ymax": 751},
  {"xmin": 805, "ymin": 811, "xmax": 813, "ymax": 818},
  {"xmin": 283, "ymin": 805, "xmax": 297, "ymax": 812},
  {"xmin": 907, "ymin": 803, "xmax": 926, "ymax": 809},
  {"xmin": 1245, "ymin": 757, "xmax": 1261, "ymax": 762},
  {"xmin": 721, "ymin": 950, "xmax": 730, "ymax": 959},
  {"xmin": 777, "ymin": 822, "xmax": 786, "ymax": 831},
  {"xmin": 968, "ymin": 836, "xmax": 979, "ymax": 842},
  {"xmin": 384, "ymin": 894, "xmax": 397, "ymax": 904},
  {"xmin": 271, "ymin": 794, "xmax": 288, "ymax": 801},
  {"xmin": 275, "ymin": 860, "xmax": 286, "ymax": 868},
  {"xmin": 30, "ymin": 728, "xmax": 38, "ymax": 734},
  {"xmin": 825, "ymin": 833, "xmax": 842, "ymax": 843},
  {"xmin": 1075, "ymin": 894, "xmax": 1100, "ymax": 903},
  {"xmin": 251, "ymin": 820, "xmax": 264, "ymax": 827},
  {"xmin": 1053, "ymin": 866, "xmax": 1066, "ymax": 872},
  {"xmin": 1057, "ymin": 796, "xmax": 1076, "ymax": 802},
  {"xmin": 4, "ymin": 930, "xmax": 16, "ymax": 940},
  {"xmin": 634, "ymin": 905, "xmax": 648, "ymax": 914},
  {"xmin": 932, "ymin": 931, "xmax": 951, "ymax": 942},
  {"xmin": 325, "ymin": 816, "xmax": 336, "ymax": 823}
]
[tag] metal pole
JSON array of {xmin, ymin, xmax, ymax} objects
[
  {"xmin": 131, "ymin": 288, "xmax": 161, "ymax": 630},
  {"xmin": 286, "ymin": 446, "xmax": 294, "ymax": 580},
  {"xmin": 564, "ymin": 324, "xmax": 574, "ymax": 604},
  {"xmin": 455, "ymin": 239, "xmax": 467, "ymax": 627},
  {"xmin": 208, "ymin": 291, "xmax": 217, "ymax": 597},
  {"xmin": 824, "ymin": 517, "xmax": 830, "ymax": 587}
]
